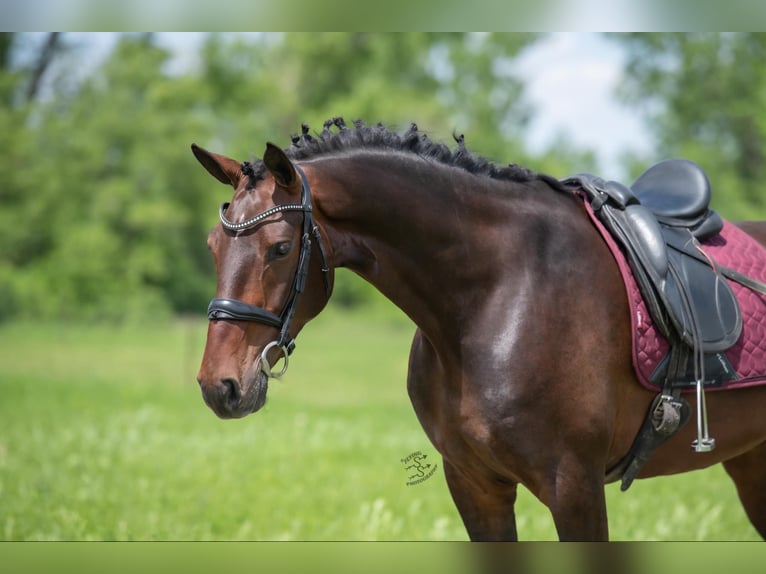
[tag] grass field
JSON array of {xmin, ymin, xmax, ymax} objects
[{"xmin": 0, "ymin": 300, "xmax": 760, "ymax": 541}]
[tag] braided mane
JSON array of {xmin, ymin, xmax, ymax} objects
[{"xmin": 241, "ymin": 117, "xmax": 560, "ymax": 189}]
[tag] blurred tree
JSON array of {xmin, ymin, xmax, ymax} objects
[
  {"xmin": 1, "ymin": 34, "xmax": 217, "ymax": 321},
  {"xmin": 0, "ymin": 32, "xmax": 600, "ymax": 321},
  {"xmin": 612, "ymin": 33, "xmax": 766, "ymax": 219},
  {"xmin": 0, "ymin": 33, "xmax": 47, "ymax": 319},
  {"xmin": 0, "ymin": 33, "xmax": 13, "ymax": 74},
  {"xmin": 195, "ymin": 33, "xmax": 546, "ymax": 162},
  {"xmin": 25, "ymin": 32, "xmax": 61, "ymax": 101}
]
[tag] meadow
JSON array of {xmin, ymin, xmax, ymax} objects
[{"xmin": 0, "ymin": 299, "xmax": 760, "ymax": 541}]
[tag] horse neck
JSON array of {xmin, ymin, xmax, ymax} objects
[{"xmin": 309, "ymin": 152, "xmax": 564, "ymax": 337}]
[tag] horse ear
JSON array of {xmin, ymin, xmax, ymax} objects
[
  {"xmin": 191, "ymin": 143, "xmax": 243, "ymax": 188},
  {"xmin": 263, "ymin": 142, "xmax": 297, "ymax": 189}
]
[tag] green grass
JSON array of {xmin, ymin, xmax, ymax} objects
[{"xmin": 0, "ymin": 303, "xmax": 760, "ymax": 540}]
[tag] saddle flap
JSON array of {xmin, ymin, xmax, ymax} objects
[{"xmin": 662, "ymin": 233, "xmax": 743, "ymax": 352}]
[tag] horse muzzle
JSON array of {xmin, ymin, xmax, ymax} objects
[{"xmin": 197, "ymin": 367, "xmax": 269, "ymax": 419}]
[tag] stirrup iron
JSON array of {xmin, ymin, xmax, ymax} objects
[{"xmin": 691, "ymin": 378, "xmax": 715, "ymax": 452}]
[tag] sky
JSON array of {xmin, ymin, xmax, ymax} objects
[{"xmin": 514, "ymin": 33, "xmax": 653, "ymax": 178}]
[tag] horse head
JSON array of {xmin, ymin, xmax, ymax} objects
[{"xmin": 192, "ymin": 142, "xmax": 333, "ymax": 418}]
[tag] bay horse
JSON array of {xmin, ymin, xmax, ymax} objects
[{"xmin": 192, "ymin": 119, "xmax": 766, "ymax": 541}]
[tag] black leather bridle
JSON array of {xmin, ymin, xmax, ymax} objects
[{"xmin": 206, "ymin": 165, "xmax": 332, "ymax": 378}]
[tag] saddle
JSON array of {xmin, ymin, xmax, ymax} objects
[
  {"xmin": 564, "ymin": 159, "xmax": 747, "ymax": 489},
  {"xmin": 568, "ymin": 159, "xmax": 742, "ymax": 383}
]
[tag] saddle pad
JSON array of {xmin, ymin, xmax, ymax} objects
[{"xmin": 579, "ymin": 193, "xmax": 766, "ymax": 392}]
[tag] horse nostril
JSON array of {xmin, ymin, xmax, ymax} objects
[{"xmin": 221, "ymin": 377, "xmax": 241, "ymax": 407}]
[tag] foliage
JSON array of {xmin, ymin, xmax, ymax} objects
[
  {"xmin": 0, "ymin": 32, "xmax": 569, "ymax": 321},
  {"xmin": 611, "ymin": 33, "xmax": 766, "ymax": 219},
  {"xmin": 0, "ymin": 35, "xmax": 217, "ymax": 321},
  {"xmin": 2, "ymin": 33, "xmax": 765, "ymax": 321}
]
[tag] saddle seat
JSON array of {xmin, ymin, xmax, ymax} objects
[{"xmin": 632, "ymin": 158, "xmax": 713, "ymax": 223}]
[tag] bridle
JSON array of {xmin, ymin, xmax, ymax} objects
[{"xmin": 206, "ymin": 165, "xmax": 332, "ymax": 379}]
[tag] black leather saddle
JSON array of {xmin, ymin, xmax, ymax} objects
[{"xmin": 565, "ymin": 159, "xmax": 742, "ymax": 388}]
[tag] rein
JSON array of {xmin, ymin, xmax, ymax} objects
[{"xmin": 206, "ymin": 165, "xmax": 331, "ymax": 379}]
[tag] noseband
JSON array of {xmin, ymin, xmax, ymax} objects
[{"xmin": 206, "ymin": 165, "xmax": 331, "ymax": 379}]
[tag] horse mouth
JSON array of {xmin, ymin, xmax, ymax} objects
[
  {"xmin": 204, "ymin": 369, "xmax": 269, "ymax": 420},
  {"xmin": 234, "ymin": 370, "xmax": 269, "ymax": 418}
]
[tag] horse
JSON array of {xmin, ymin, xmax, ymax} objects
[{"xmin": 192, "ymin": 118, "xmax": 766, "ymax": 541}]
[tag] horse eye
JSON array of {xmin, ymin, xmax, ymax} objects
[{"xmin": 268, "ymin": 241, "xmax": 292, "ymax": 259}]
